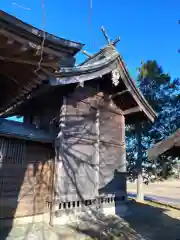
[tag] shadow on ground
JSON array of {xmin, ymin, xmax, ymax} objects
[
  {"xmin": 1, "ymin": 200, "xmax": 180, "ymax": 239},
  {"xmin": 123, "ymin": 200, "xmax": 180, "ymax": 240},
  {"xmin": 68, "ymin": 200, "xmax": 180, "ymax": 240},
  {"xmin": 69, "ymin": 208, "xmax": 142, "ymax": 240}
]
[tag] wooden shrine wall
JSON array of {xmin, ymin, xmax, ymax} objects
[
  {"xmin": 56, "ymin": 86, "xmax": 98, "ymax": 202},
  {"xmin": 56, "ymin": 84, "xmax": 126, "ymax": 203},
  {"xmin": 99, "ymin": 99, "xmax": 126, "ymax": 197},
  {"xmin": 0, "ymin": 137, "xmax": 54, "ymax": 218}
]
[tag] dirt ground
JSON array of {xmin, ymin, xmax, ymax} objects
[
  {"xmin": 1, "ymin": 180, "xmax": 180, "ymax": 240},
  {"xmin": 127, "ymin": 180, "xmax": 180, "ymax": 206},
  {"xmin": 1, "ymin": 201, "xmax": 180, "ymax": 240},
  {"xmin": 124, "ymin": 200, "xmax": 180, "ymax": 240}
]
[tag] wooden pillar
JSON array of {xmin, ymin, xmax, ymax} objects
[
  {"xmin": 119, "ymin": 114, "xmax": 127, "ymax": 198},
  {"xmin": 136, "ymin": 122, "xmax": 144, "ymax": 201},
  {"xmin": 95, "ymin": 85, "xmax": 100, "ymax": 197},
  {"xmin": 119, "ymin": 115, "xmax": 126, "ymax": 172},
  {"xmin": 50, "ymin": 96, "xmax": 66, "ymax": 226},
  {"xmin": 49, "ymin": 143, "xmax": 58, "ymax": 227},
  {"xmin": 95, "ymin": 106, "xmax": 100, "ymax": 197}
]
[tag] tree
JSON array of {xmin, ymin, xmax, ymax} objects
[
  {"xmin": 137, "ymin": 60, "xmax": 180, "ymax": 141},
  {"xmin": 126, "ymin": 60, "xmax": 180, "ymax": 199}
]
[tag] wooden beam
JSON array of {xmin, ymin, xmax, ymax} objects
[
  {"xmin": 107, "ymin": 100, "xmax": 124, "ymax": 115},
  {"xmin": 123, "ymin": 106, "xmax": 141, "ymax": 115},
  {"xmin": 40, "ymin": 67, "xmax": 53, "ymax": 76},
  {"xmin": 101, "ymin": 26, "xmax": 111, "ymax": 44},
  {"xmin": 27, "ymin": 82, "xmax": 38, "ymax": 88},
  {"xmin": 93, "ymin": 93, "xmax": 124, "ymax": 115},
  {"xmin": 0, "ymin": 73, "xmax": 19, "ymax": 85},
  {"xmin": 0, "ymin": 62, "xmax": 44, "ymax": 87},
  {"xmin": 81, "ymin": 98, "xmax": 123, "ymax": 116},
  {"xmin": 48, "ymin": 55, "xmax": 55, "ymax": 60},
  {"xmin": 0, "ymin": 76, "xmax": 43, "ymax": 116},
  {"xmin": 6, "ymin": 39, "xmax": 14, "ymax": 45},
  {"xmin": 0, "ymin": 55, "xmax": 57, "ymax": 69},
  {"xmin": 112, "ymin": 37, "xmax": 120, "ymax": 46},
  {"xmin": 81, "ymin": 50, "xmax": 92, "ymax": 57},
  {"xmin": 20, "ymin": 44, "xmax": 29, "ymax": 52},
  {"xmin": 0, "ymin": 28, "xmax": 67, "ymax": 58},
  {"xmin": 18, "ymin": 79, "xmax": 42, "ymax": 97},
  {"xmin": 32, "ymin": 77, "xmax": 44, "ymax": 84},
  {"xmin": 22, "ymin": 85, "xmax": 32, "ymax": 91},
  {"xmin": 110, "ymin": 89, "xmax": 130, "ymax": 99},
  {"xmin": 19, "ymin": 90, "xmax": 29, "ymax": 97}
]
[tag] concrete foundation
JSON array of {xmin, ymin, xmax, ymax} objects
[
  {"xmin": 0, "ymin": 200, "xmax": 128, "ymax": 228},
  {"xmin": 53, "ymin": 200, "xmax": 128, "ymax": 225}
]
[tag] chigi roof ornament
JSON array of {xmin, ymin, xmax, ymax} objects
[
  {"xmin": 81, "ymin": 26, "xmax": 121, "ymax": 87},
  {"xmin": 101, "ymin": 26, "xmax": 120, "ymax": 47},
  {"xmin": 101, "ymin": 26, "xmax": 121, "ymax": 86},
  {"xmin": 81, "ymin": 26, "xmax": 121, "ymax": 57}
]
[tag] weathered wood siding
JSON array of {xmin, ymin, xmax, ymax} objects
[
  {"xmin": 99, "ymin": 94, "xmax": 126, "ymax": 197},
  {"xmin": 0, "ymin": 137, "xmax": 54, "ymax": 218},
  {"xmin": 56, "ymin": 86, "xmax": 98, "ymax": 202},
  {"xmin": 56, "ymin": 84, "xmax": 126, "ymax": 203}
]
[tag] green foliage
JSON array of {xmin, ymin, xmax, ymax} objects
[{"xmin": 127, "ymin": 60, "xmax": 180, "ymax": 180}]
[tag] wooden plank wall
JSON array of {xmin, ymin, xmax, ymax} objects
[
  {"xmin": 56, "ymin": 84, "xmax": 126, "ymax": 203},
  {"xmin": 0, "ymin": 137, "xmax": 54, "ymax": 218},
  {"xmin": 99, "ymin": 95, "xmax": 126, "ymax": 196},
  {"xmin": 56, "ymin": 86, "xmax": 99, "ymax": 202}
]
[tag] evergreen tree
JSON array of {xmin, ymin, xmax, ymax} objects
[{"xmin": 127, "ymin": 60, "xmax": 180, "ymax": 181}]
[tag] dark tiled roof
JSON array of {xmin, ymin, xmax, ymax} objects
[
  {"xmin": 0, "ymin": 119, "xmax": 54, "ymax": 143},
  {"xmin": 51, "ymin": 45, "xmax": 156, "ymax": 122},
  {"xmin": 0, "ymin": 10, "xmax": 84, "ymax": 55}
]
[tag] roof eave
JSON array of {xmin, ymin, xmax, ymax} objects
[
  {"xmin": 117, "ymin": 57, "xmax": 157, "ymax": 122},
  {"xmin": 0, "ymin": 10, "xmax": 84, "ymax": 55},
  {"xmin": 0, "ymin": 119, "xmax": 54, "ymax": 143},
  {"xmin": 148, "ymin": 129, "xmax": 180, "ymax": 159},
  {"xmin": 0, "ymin": 45, "xmax": 157, "ymax": 123}
]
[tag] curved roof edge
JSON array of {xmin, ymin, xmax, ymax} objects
[
  {"xmin": 148, "ymin": 129, "xmax": 180, "ymax": 160},
  {"xmin": 0, "ymin": 45, "xmax": 157, "ymax": 123},
  {"xmin": 52, "ymin": 45, "xmax": 157, "ymax": 122},
  {"xmin": 117, "ymin": 56, "xmax": 156, "ymax": 122},
  {"xmin": 0, "ymin": 10, "xmax": 84, "ymax": 55}
]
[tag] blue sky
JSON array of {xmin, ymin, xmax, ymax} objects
[
  {"xmin": 1, "ymin": 0, "xmax": 180, "ymax": 80},
  {"xmin": 1, "ymin": 0, "xmax": 179, "ymax": 122}
]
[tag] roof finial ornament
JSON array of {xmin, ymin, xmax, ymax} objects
[
  {"xmin": 101, "ymin": 26, "xmax": 120, "ymax": 47},
  {"xmin": 101, "ymin": 26, "xmax": 111, "ymax": 44},
  {"xmin": 81, "ymin": 50, "xmax": 92, "ymax": 57},
  {"xmin": 112, "ymin": 37, "xmax": 120, "ymax": 46}
]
